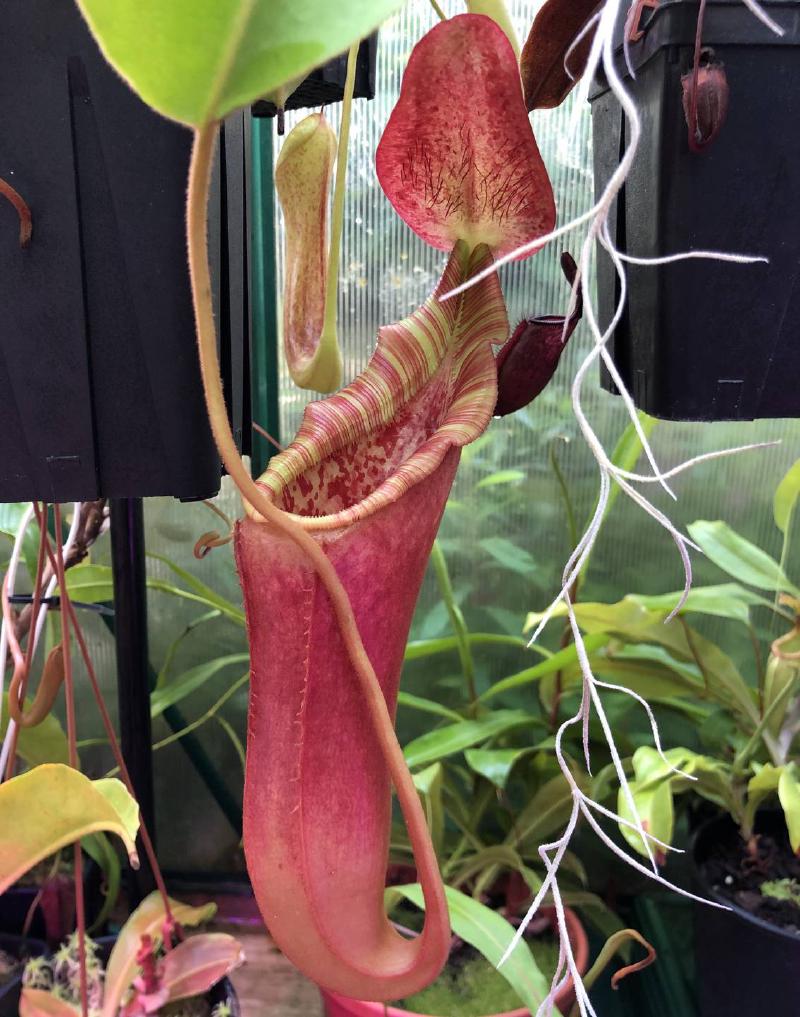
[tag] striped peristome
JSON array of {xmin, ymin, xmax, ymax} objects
[{"xmin": 254, "ymin": 241, "xmax": 508, "ymax": 531}]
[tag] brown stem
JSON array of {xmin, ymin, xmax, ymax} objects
[
  {"xmin": 31, "ymin": 504, "xmax": 176, "ymax": 935},
  {"xmin": 0, "ymin": 175, "xmax": 32, "ymax": 247},
  {"xmin": 51, "ymin": 505, "xmax": 88, "ymax": 1017},
  {"xmin": 4, "ymin": 503, "xmax": 50, "ymax": 779},
  {"xmin": 10, "ymin": 501, "xmax": 107, "ymax": 651}
]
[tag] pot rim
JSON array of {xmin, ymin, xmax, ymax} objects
[
  {"xmin": 691, "ymin": 811, "xmax": 800, "ymax": 944},
  {"xmin": 321, "ymin": 904, "xmax": 589, "ymax": 1017}
]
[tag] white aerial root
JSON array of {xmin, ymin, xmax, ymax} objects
[
  {"xmin": 466, "ymin": 1, "xmax": 786, "ymax": 1012},
  {"xmin": 0, "ymin": 503, "xmax": 82, "ymax": 781}
]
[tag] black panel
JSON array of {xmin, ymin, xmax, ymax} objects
[
  {"xmin": 0, "ymin": 1, "xmax": 236, "ymax": 501},
  {"xmin": 590, "ymin": 0, "xmax": 800, "ymax": 421}
]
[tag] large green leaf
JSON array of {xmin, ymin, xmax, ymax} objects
[
  {"xmin": 61, "ymin": 563, "xmax": 114, "ymax": 603},
  {"xmin": 0, "ymin": 503, "xmax": 39, "ymax": 580},
  {"xmin": 0, "ymin": 765, "xmax": 138, "ymax": 894},
  {"xmin": 774, "ymin": 458, "xmax": 800, "ymax": 534},
  {"xmin": 389, "ymin": 883, "xmax": 560, "ymax": 1016},
  {"xmin": 150, "ymin": 653, "xmax": 250, "ymax": 718},
  {"xmin": 778, "ymin": 763, "xmax": 800, "ymax": 854},
  {"xmin": 403, "ymin": 710, "xmax": 532, "ymax": 769},
  {"xmin": 465, "ymin": 747, "xmax": 532, "ymax": 789},
  {"xmin": 396, "ymin": 691, "xmax": 463, "ymax": 723},
  {"xmin": 687, "ymin": 520, "xmax": 799, "ymax": 595},
  {"xmin": 76, "ymin": 0, "xmax": 404, "ymax": 126},
  {"xmin": 147, "ymin": 553, "xmax": 245, "ymax": 624},
  {"xmin": 480, "ymin": 633, "xmax": 609, "ymax": 702},
  {"xmin": 412, "ymin": 763, "xmax": 445, "ymax": 858},
  {"xmin": 629, "ymin": 583, "xmax": 770, "ymax": 625},
  {"xmin": 744, "ymin": 763, "xmax": 783, "ymax": 836},
  {"xmin": 528, "ymin": 598, "xmax": 757, "ymax": 724},
  {"xmin": 510, "ymin": 771, "xmax": 579, "ymax": 849},
  {"xmin": 478, "ymin": 536, "xmax": 537, "ymax": 575},
  {"xmin": 404, "ymin": 632, "xmax": 526, "ymax": 662}
]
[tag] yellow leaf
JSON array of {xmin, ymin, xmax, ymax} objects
[{"xmin": 0, "ymin": 765, "xmax": 139, "ymax": 895}]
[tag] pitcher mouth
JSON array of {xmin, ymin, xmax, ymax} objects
[{"xmin": 248, "ymin": 241, "xmax": 508, "ymax": 533}]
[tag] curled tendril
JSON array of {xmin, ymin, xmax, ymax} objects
[
  {"xmin": 0, "ymin": 176, "xmax": 32, "ymax": 248},
  {"xmin": 193, "ymin": 501, "xmax": 235, "ymax": 559}
]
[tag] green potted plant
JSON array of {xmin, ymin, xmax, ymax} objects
[
  {"xmin": 0, "ymin": 765, "xmax": 244, "ymax": 1017},
  {"xmin": 533, "ymin": 457, "xmax": 800, "ymax": 1015}
]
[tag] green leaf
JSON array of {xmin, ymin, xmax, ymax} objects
[
  {"xmin": 763, "ymin": 657, "xmax": 800, "ymax": 736},
  {"xmin": 618, "ymin": 775, "xmax": 674, "ymax": 859},
  {"xmin": 528, "ymin": 598, "xmax": 757, "ymax": 724},
  {"xmin": 481, "ymin": 633, "xmax": 609, "ymax": 702},
  {"xmin": 629, "ymin": 583, "xmax": 768, "ymax": 625},
  {"xmin": 465, "ymin": 747, "xmax": 531, "ymax": 789},
  {"xmin": 778, "ymin": 763, "xmax": 800, "ymax": 854},
  {"xmin": 81, "ymin": 831, "xmax": 122, "ymax": 933},
  {"xmin": 147, "ymin": 553, "xmax": 245, "ymax": 624},
  {"xmin": 453, "ymin": 845, "xmax": 543, "ymax": 896},
  {"xmin": 744, "ymin": 764, "xmax": 783, "ymax": 836},
  {"xmin": 774, "ymin": 459, "xmax": 800, "ymax": 534},
  {"xmin": 0, "ymin": 703, "xmax": 69, "ymax": 766},
  {"xmin": 396, "ymin": 691, "xmax": 463, "ymax": 723},
  {"xmin": 76, "ymin": 0, "xmax": 403, "ymax": 126},
  {"xmin": 511, "ymin": 772, "xmax": 579, "ymax": 849},
  {"xmin": 687, "ymin": 520, "xmax": 799, "ymax": 595},
  {"xmin": 389, "ymin": 883, "xmax": 560, "ymax": 1016},
  {"xmin": 0, "ymin": 502, "xmax": 39, "ymax": 580},
  {"xmin": 476, "ymin": 469, "xmax": 526, "ymax": 488},
  {"xmin": 61, "ymin": 564, "xmax": 114, "ymax": 603},
  {"xmin": 412, "ymin": 763, "xmax": 445, "ymax": 857},
  {"xmin": 478, "ymin": 536, "xmax": 537, "ymax": 575},
  {"xmin": 0, "ymin": 765, "xmax": 139, "ymax": 894},
  {"xmin": 404, "ymin": 632, "xmax": 526, "ymax": 661},
  {"xmin": 403, "ymin": 710, "xmax": 533, "ymax": 769},
  {"xmin": 150, "ymin": 653, "xmax": 250, "ymax": 718}
]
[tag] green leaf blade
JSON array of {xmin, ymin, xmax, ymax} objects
[{"xmin": 76, "ymin": 0, "xmax": 404, "ymax": 126}]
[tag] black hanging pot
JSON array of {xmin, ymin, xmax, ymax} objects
[
  {"xmin": 590, "ymin": 0, "xmax": 800, "ymax": 421},
  {"xmin": 691, "ymin": 811, "xmax": 800, "ymax": 1017},
  {"xmin": 252, "ymin": 34, "xmax": 378, "ymax": 123},
  {"xmin": 0, "ymin": 0, "xmax": 253, "ymax": 503}
]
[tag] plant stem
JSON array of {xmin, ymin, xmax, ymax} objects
[
  {"xmin": 748, "ymin": 621, "xmax": 765, "ymax": 714},
  {"xmin": 429, "ymin": 0, "xmax": 447, "ymax": 20},
  {"xmin": 53, "ymin": 504, "xmax": 88, "ymax": 1017},
  {"xmin": 733, "ymin": 672, "xmax": 799, "ymax": 773},
  {"xmin": 550, "ymin": 439, "xmax": 578, "ymax": 551},
  {"xmin": 0, "ymin": 175, "xmax": 32, "ymax": 247},
  {"xmin": 430, "ymin": 540, "xmax": 478, "ymax": 711},
  {"xmin": 186, "ymin": 123, "xmax": 449, "ymax": 965}
]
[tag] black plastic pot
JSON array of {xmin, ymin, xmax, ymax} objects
[
  {"xmin": 0, "ymin": 1, "xmax": 252, "ymax": 502},
  {"xmin": 0, "ymin": 862, "xmax": 103, "ymax": 943},
  {"xmin": 0, "ymin": 934, "xmax": 48, "ymax": 1017},
  {"xmin": 252, "ymin": 35, "xmax": 378, "ymax": 119},
  {"xmin": 590, "ymin": 0, "xmax": 800, "ymax": 421},
  {"xmin": 691, "ymin": 812, "xmax": 800, "ymax": 1017}
]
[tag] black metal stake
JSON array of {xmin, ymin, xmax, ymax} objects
[{"xmin": 110, "ymin": 497, "xmax": 156, "ymax": 901}]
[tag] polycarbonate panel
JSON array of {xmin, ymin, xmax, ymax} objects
[{"xmin": 135, "ymin": 0, "xmax": 799, "ymax": 871}]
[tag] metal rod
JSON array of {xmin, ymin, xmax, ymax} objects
[{"xmin": 109, "ymin": 497, "xmax": 156, "ymax": 901}]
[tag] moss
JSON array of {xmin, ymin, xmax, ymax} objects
[
  {"xmin": 761, "ymin": 877, "xmax": 800, "ymax": 906},
  {"xmin": 396, "ymin": 938, "xmax": 561, "ymax": 1017}
]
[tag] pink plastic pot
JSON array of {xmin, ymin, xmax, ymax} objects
[{"xmin": 320, "ymin": 907, "xmax": 589, "ymax": 1017}]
